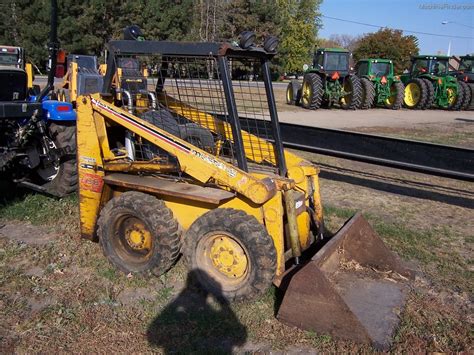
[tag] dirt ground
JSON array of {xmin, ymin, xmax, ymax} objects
[{"xmin": 1, "ymin": 105, "xmax": 473, "ymax": 352}]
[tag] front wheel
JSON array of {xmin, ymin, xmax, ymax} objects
[
  {"xmin": 97, "ymin": 192, "xmax": 181, "ymax": 276},
  {"xmin": 36, "ymin": 122, "xmax": 77, "ymax": 196},
  {"xmin": 184, "ymin": 208, "xmax": 277, "ymax": 301}
]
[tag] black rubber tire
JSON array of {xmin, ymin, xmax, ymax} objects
[
  {"xmin": 300, "ymin": 73, "xmax": 323, "ymax": 110},
  {"xmin": 403, "ymin": 78, "xmax": 427, "ymax": 109},
  {"xmin": 141, "ymin": 109, "xmax": 215, "ymax": 155},
  {"xmin": 420, "ymin": 78, "xmax": 435, "ymax": 110},
  {"xmin": 448, "ymin": 82, "xmax": 465, "ymax": 111},
  {"xmin": 340, "ymin": 75, "xmax": 362, "ymax": 110},
  {"xmin": 179, "ymin": 123, "xmax": 215, "ymax": 152},
  {"xmin": 467, "ymin": 83, "xmax": 474, "ymax": 110},
  {"xmin": 458, "ymin": 81, "xmax": 471, "ymax": 110},
  {"xmin": 183, "ymin": 208, "xmax": 277, "ymax": 301},
  {"xmin": 286, "ymin": 80, "xmax": 301, "ymax": 105},
  {"xmin": 384, "ymin": 81, "xmax": 404, "ymax": 110},
  {"xmin": 39, "ymin": 122, "xmax": 77, "ymax": 197},
  {"xmin": 359, "ymin": 78, "xmax": 375, "ymax": 109},
  {"xmin": 98, "ymin": 191, "xmax": 181, "ymax": 276}
]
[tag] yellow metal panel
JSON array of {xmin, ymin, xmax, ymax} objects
[
  {"xmin": 76, "ymin": 97, "xmax": 107, "ymax": 239},
  {"xmin": 25, "ymin": 63, "xmax": 34, "ymax": 89},
  {"xmin": 262, "ymin": 192, "xmax": 285, "ymax": 276}
]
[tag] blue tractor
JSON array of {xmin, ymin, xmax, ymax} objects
[{"xmin": 0, "ymin": 0, "xmax": 76, "ymax": 196}]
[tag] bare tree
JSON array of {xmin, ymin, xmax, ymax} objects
[{"xmin": 328, "ymin": 34, "xmax": 361, "ymax": 51}]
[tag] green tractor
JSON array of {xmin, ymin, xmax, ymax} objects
[
  {"xmin": 354, "ymin": 59, "xmax": 405, "ymax": 109},
  {"xmin": 286, "ymin": 48, "xmax": 361, "ymax": 110},
  {"xmin": 400, "ymin": 55, "xmax": 465, "ymax": 110},
  {"xmin": 451, "ymin": 54, "xmax": 474, "ymax": 110}
]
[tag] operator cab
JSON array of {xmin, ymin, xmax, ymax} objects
[
  {"xmin": 313, "ymin": 48, "xmax": 351, "ymax": 74},
  {"xmin": 355, "ymin": 59, "xmax": 393, "ymax": 78},
  {"xmin": 411, "ymin": 56, "xmax": 450, "ymax": 76}
]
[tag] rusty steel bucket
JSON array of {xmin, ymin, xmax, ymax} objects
[{"xmin": 277, "ymin": 213, "xmax": 414, "ymax": 350}]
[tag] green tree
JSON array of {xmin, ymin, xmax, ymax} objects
[
  {"xmin": 278, "ymin": 0, "xmax": 322, "ymax": 74},
  {"xmin": 222, "ymin": 0, "xmax": 281, "ymax": 41},
  {"xmin": 353, "ymin": 29, "xmax": 419, "ymax": 73}
]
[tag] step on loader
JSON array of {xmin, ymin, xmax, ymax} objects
[{"xmin": 76, "ymin": 30, "xmax": 413, "ymax": 349}]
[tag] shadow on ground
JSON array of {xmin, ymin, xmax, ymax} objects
[
  {"xmin": 0, "ymin": 180, "xmax": 29, "ymax": 207},
  {"xmin": 147, "ymin": 269, "xmax": 247, "ymax": 354}
]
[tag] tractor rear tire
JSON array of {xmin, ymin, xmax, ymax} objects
[
  {"xmin": 340, "ymin": 75, "xmax": 362, "ymax": 110},
  {"xmin": 359, "ymin": 78, "xmax": 375, "ymax": 109},
  {"xmin": 300, "ymin": 73, "xmax": 323, "ymax": 110},
  {"xmin": 98, "ymin": 191, "xmax": 181, "ymax": 276},
  {"xmin": 448, "ymin": 83, "xmax": 465, "ymax": 111},
  {"xmin": 184, "ymin": 208, "xmax": 277, "ymax": 301},
  {"xmin": 37, "ymin": 122, "xmax": 77, "ymax": 197},
  {"xmin": 467, "ymin": 83, "xmax": 474, "ymax": 110},
  {"xmin": 458, "ymin": 81, "xmax": 471, "ymax": 110},
  {"xmin": 286, "ymin": 80, "xmax": 301, "ymax": 105},
  {"xmin": 384, "ymin": 81, "xmax": 404, "ymax": 110},
  {"xmin": 404, "ymin": 78, "xmax": 427, "ymax": 109},
  {"xmin": 420, "ymin": 79, "xmax": 435, "ymax": 109}
]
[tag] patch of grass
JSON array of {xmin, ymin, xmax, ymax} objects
[
  {"xmin": 156, "ymin": 286, "xmax": 174, "ymax": 303},
  {"xmin": 97, "ymin": 266, "xmax": 118, "ymax": 282},
  {"xmin": 0, "ymin": 193, "xmax": 78, "ymax": 225},
  {"xmin": 323, "ymin": 204, "xmax": 356, "ymax": 220}
]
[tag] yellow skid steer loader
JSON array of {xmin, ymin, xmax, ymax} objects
[{"xmin": 75, "ymin": 32, "xmax": 413, "ymax": 349}]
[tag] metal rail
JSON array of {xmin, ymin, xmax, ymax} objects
[{"xmin": 242, "ymin": 119, "xmax": 474, "ymax": 182}]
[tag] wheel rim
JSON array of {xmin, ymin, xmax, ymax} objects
[
  {"xmin": 196, "ymin": 232, "xmax": 249, "ymax": 288},
  {"xmin": 404, "ymin": 82, "xmax": 420, "ymax": 107},
  {"xmin": 447, "ymin": 87, "xmax": 456, "ymax": 105},
  {"xmin": 301, "ymin": 80, "xmax": 312, "ymax": 106},
  {"xmin": 36, "ymin": 137, "xmax": 60, "ymax": 181},
  {"xmin": 286, "ymin": 86, "xmax": 293, "ymax": 103},
  {"xmin": 385, "ymin": 83, "xmax": 397, "ymax": 106},
  {"xmin": 113, "ymin": 215, "xmax": 153, "ymax": 264}
]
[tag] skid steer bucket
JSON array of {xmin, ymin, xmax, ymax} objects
[{"xmin": 277, "ymin": 213, "xmax": 414, "ymax": 350}]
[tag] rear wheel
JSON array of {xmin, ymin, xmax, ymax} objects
[
  {"xmin": 36, "ymin": 122, "xmax": 77, "ymax": 197},
  {"xmin": 340, "ymin": 75, "xmax": 362, "ymax": 110},
  {"xmin": 359, "ymin": 78, "xmax": 375, "ymax": 109},
  {"xmin": 300, "ymin": 73, "xmax": 323, "ymax": 110},
  {"xmin": 286, "ymin": 80, "xmax": 302, "ymax": 105},
  {"xmin": 447, "ymin": 83, "xmax": 464, "ymax": 111},
  {"xmin": 184, "ymin": 208, "xmax": 276, "ymax": 301},
  {"xmin": 404, "ymin": 78, "xmax": 427, "ymax": 109},
  {"xmin": 458, "ymin": 81, "xmax": 471, "ymax": 110},
  {"xmin": 420, "ymin": 79, "xmax": 435, "ymax": 109},
  {"xmin": 467, "ymin": 83, "xmax": 474, "ymax": 110},
  {"xmin": 384, "ymin": 81, "xmax": 404, "ymax": 110},
  {"xmin": 98, "ymin": 191, "xmax": 181, "ymax": 276}
]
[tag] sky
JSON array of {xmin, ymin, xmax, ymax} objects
[{"xmin": 319, "ymin": 0, "xmax": 474, "ymax": 55}]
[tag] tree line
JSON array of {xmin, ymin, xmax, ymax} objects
[{"xmin": 0, "ymin": 1, "xmax": 419, "ymax": 75}]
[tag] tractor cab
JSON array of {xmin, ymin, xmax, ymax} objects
[
  {"xmin": 356, "ymin": 59, "xmax": 393, "ymax": 78},
  {"xmin": 313, "ymin": 48, "xmax": 351, "ymax": 75},
  {"xmin": 411, "ymin": 55, "xmax": 450, "ymax": 77}
]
